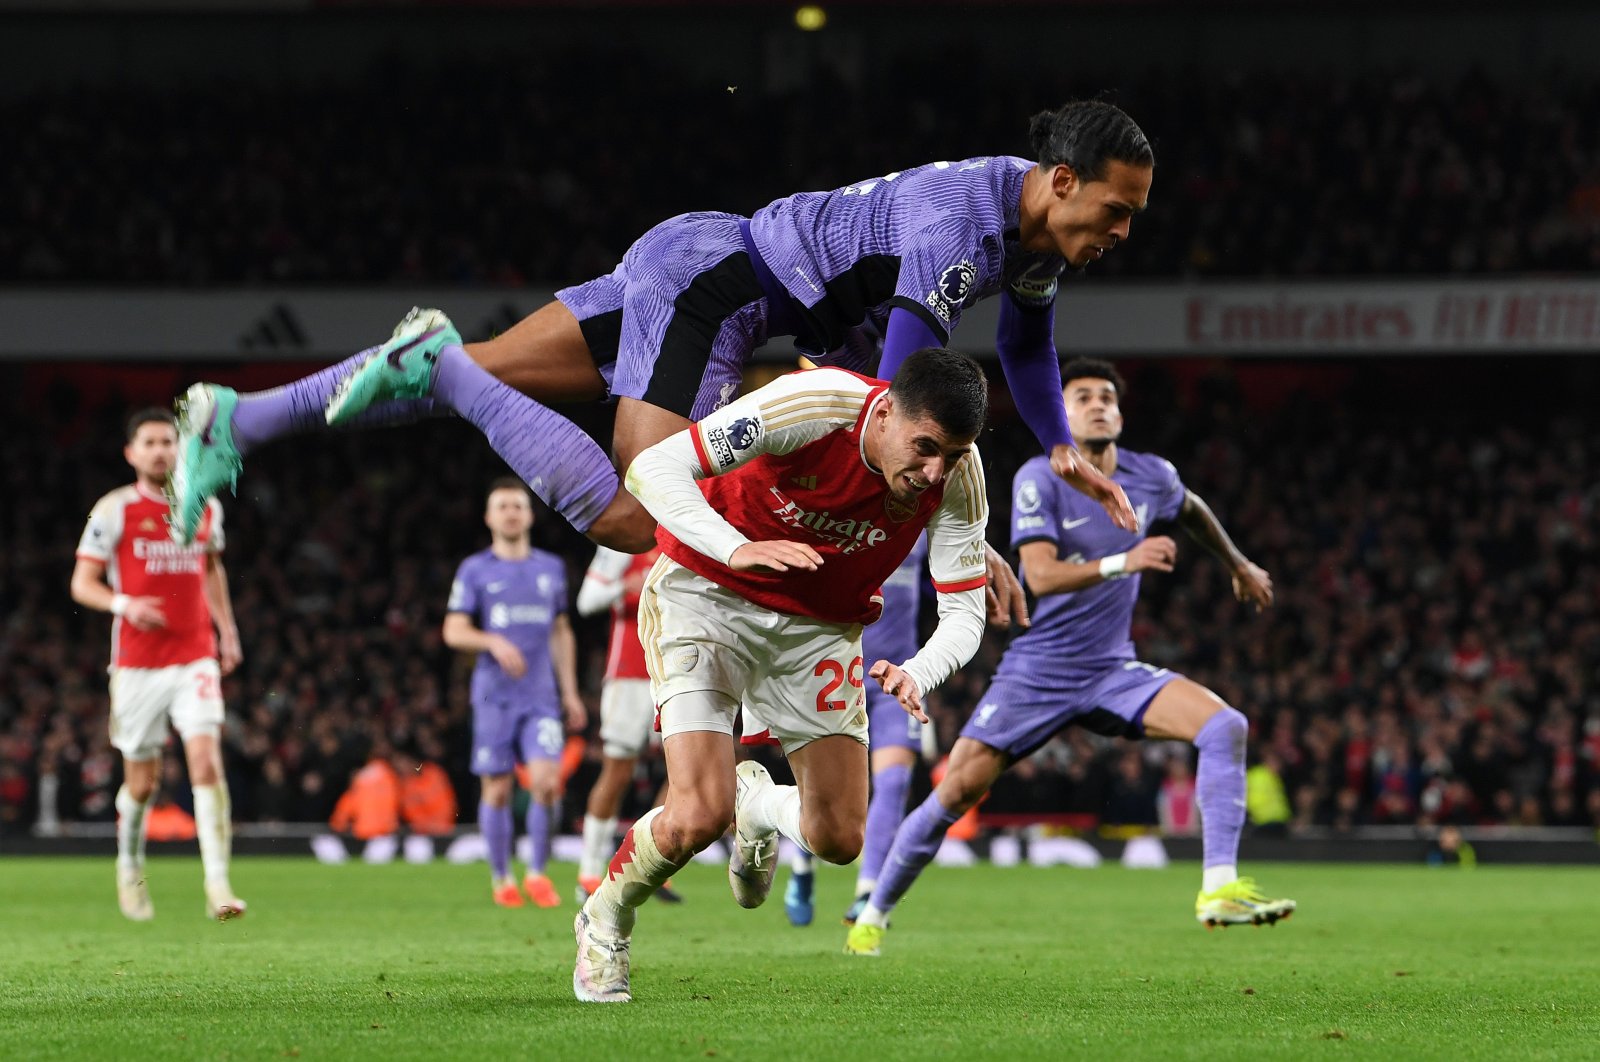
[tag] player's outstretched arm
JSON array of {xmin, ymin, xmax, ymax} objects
[
  {"xmin": 894, "ymin": 449, "xmax": 989, "ymax": 703},
  {"xmin": 1176, "ymin": 489, "xmax": 1273, "ymax": 611},
  {"xmin": 1050, "ymin": 444, "xmax": 1138, "ymax": 531}
]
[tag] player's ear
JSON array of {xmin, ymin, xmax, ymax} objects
[{"xmin": 1051, "ymin": 163, "xmax": 1079, "ymax": 198}]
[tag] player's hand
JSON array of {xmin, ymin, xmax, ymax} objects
[
  {"xmin": 563, "ymin": 694, "xmax": 588, "ymax": 732},
  {"xmin": 1050, "ymin": 444, "xmax": 1138, "ymax": 532},
  {"xmin": 729, "ymin": 540, "xmax": 823, "ymax": 573},
  {"xmin": 983, "ymin": 542, "xmax": 1030, "ymax": 628},
  {"xmin": 1126, "ymin": 536, "xmax": 1177, "ymax": 575},
  {"xmin": 868, "ymin": 659, "xmax": 927, "ymax": 724},
  {"xmin": 217, "ymin": 625, "xmax": 244, "ymax": 675},
  {"xmin": 1231, "ymin": 560, "xmax": 1273, "ymax": 612},
  {"xmin": 124, "ymin": 596, "xmax": 168, "ymax": 631},
  {"xmin": 489, "ymin": 636, "xmax": 528, "ymax": 678}
]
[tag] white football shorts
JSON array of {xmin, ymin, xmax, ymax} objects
[
  {"xmin": 639, "ymin": 556, "xmax": 869, "ymax": 755},
  {"xmin": 598, "ymin": 677, "xmax": 658, "ymax": 759},
  {"xmin": 108, "ymin": 658, "xmax": 224, "ymax": 760}
]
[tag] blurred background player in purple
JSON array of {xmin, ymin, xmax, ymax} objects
[
  {"xmin": 846, "ymin": 359, "xmax": 1293, "ymax": 956},
  {"xmin": 442, "ymin": 479, "xmax": 586, "ymax": 908},
  {"xmin": 168, "ymin": 100, "xmax": 1155, "ymax": 620}
]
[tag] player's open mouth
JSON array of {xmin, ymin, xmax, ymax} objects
[{"xmin": 905, "ymin": 475, "xmax": 928, "ymax": 491}]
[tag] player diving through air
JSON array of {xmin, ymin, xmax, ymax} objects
[
  {"xmin": 844, "ymin": 359, "xmax": 1295, "ymax": 958},
  {"xmin": 167, "ymin": 101, "xmax": 1154, "ymax": 619}
]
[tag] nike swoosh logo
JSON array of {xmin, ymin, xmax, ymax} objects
[
  {"xmin": 386, "ymin": 326, "xmax": 444, "ymax": 368},
  {"xmin": 1062, "ymin": 516, "xmax": 1092, "ymax": 530}
]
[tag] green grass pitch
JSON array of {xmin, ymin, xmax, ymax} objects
[{"xmin": 1, "ymin": 857, "xmax": 1595, "ymax": 1060}]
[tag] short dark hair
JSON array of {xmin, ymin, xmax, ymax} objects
[
  {"xmin": 1028, "ymin": 100, "xmax": 1153, "ymax": 182},
  {"xmin": 888, "ymin": 348, "xmax": 988, "ymax": 440},
  {"xmin": 487, "ymin": 476, "xmax": 532, "ymax": 501},
  {"xmin": 1061, "ymin": 358, "xmax": 1127, "ymax": 400},
  {"xmin": 126, "ymin": 407, "xmax": 175, "ymax": 442}
]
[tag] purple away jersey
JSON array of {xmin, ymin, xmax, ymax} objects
[
  {"xmin": 960, "ymin": 450, "xmax": 1188, "ymax": 757},
  {"xmin": 864, "ymin": 532, "xmax": 928, "ymax": 752},
  {"xmin": 447, "ymin": 548, "xmax": 568, "ymax": 709},
  {"xmin": 1001, "ymin": 450, "xmax": 1186, "ymax": 684},
  {"xmin": 750, "ymin": 156, "xmax": 1061, "ymax": 352}
]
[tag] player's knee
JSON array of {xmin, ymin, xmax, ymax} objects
[
  {"xmin": 124, "ymin": 778, "xmax": 156, "ymax": 804},
  {"xmin": 935, "ymin": 773, "xmax": 987, "ymax": 817},
  {"xmin": 655, "ymin": 807, "xmax": 730, "ymax": 860},
  {"xmin": 1199, "ymin": 705, "xmax": 1249, "ymax": 757}
]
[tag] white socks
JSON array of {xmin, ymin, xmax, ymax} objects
[
  {"xmin": 589, "ymin": 808, "xmax": 686, "ymax": 937},
  {"xmin": 115, "ymin": 785, "xmax": 150, "ymax": 872},
  {"xmin": 1202, "ymin": 863, "xmax": 1238, "ymax": 893},
  {"xmin": 580, "ymin": 815, "xmax": 619, "ymax": 880},
  {"xmin": 192, "ymin": 783, "xmax": 233, "ymax": 886},
  {"xmin": 744, "ymin": 784, "xmax": 809, "ymax": 851}
]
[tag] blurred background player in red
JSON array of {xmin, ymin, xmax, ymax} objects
[
  {"xmin": 443, "ymin": 479, "xmax": 587, "ymax": 908},
  {"xmin": 573, "ymin": 546, "xmax": 682, "ymax": 906},
  {"xmin": 69, "ymin": 408, "xmax": 246, "ymax": 922}
]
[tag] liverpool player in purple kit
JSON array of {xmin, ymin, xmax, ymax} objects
[
  {"xmin": 844, "ymin": 360, "xmax": 1295, "ymax": 956},
  {"xmin": 443, "ymin": 479, "xmax": 587, "ymax": 908},
  {"xmin": 784, "ymin": 534, "xmax": 930, "ymax": 926},
  {"xmin": 169, "ymin": 101, "xmax": 1153, "ymax": 620}
]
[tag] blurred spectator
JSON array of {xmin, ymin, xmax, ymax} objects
[
  {"xmin": 397, "ymin": 745, "xmax": 459, "ymax": 837},
  {"xmin": 1246, "ymin": 750, "xmax": 1292, "ymax": 837},
  {"xmin": 329, "ymin": 744, "xmax": 401, "ymax": 843}
]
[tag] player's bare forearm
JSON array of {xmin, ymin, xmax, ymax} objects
[
  {"xmin": 549, "ymin": 615, "xmax": 582, "ymax": 704},
  {"xmin": 441, "ymin": 613, "xmax": 496, "ymax": 653},
  {"xmin": 1177, "ymin": 490, "xmax": 1248, "ymax": 570},
  {"xmin": 1178, "ymin": 491, "xmax": 1272, "ymax": 609},
  {"xmin": 69, "ymin": 558, "xmax": 114, "ymax": 612},
  {"xmin": 1015, "ymin": 541, "xmax": 1113, "ymax": 596},
  {"xmin": 204, "ymin": 555, "xmax": 240, "ymax": 636}
]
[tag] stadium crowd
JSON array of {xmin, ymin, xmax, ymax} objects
[
  {"xmin": 6, "ymin": 60, "xmax": 1600, "ymax": 287},
  {"xmin": 1, "ymin": 359, "xmax": 1596, "ymax": 838}
]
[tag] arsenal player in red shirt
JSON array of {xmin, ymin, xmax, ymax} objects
[{"xmin": 71, "ymin": 409, "xmax": 246, "ymax": 922}]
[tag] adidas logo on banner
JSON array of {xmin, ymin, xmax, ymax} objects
[{"xmin": 240, "ymin": 303, "xmax": 308, "ymax": 351}]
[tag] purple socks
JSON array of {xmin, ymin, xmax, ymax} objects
[
  {"xmin": 1192, "ymin": 706, "xmax": 1249, "ymax": 870},
  {"xmin": 526, "ymin": 801, "xmax": 553, "ymax": 876},
  {"xmin": 230, "ymin": 348, "xmax": 445, "ymax": 454},
  {"xmin": 433, "ymin": 346, "xmax": 620, "ymax": 533},
  {"xmin": 859, "ymin": 762, "xmax": 913, "ymax": 887},
  {"xmin": 480, "ymin": 800, "xmax": 513, "ymax": 882},
  {"xmin": 229, "ymin": 343, "xmax": 621, "ymax": 535},
  {"xmin": 867, "ymin": 791, "xmax": 959, "ymax": 915}
]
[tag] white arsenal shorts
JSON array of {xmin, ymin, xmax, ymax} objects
[
  {"xmin": 639, "ymin": 556, "xmax": 869, "ymax": 755},
  {"xmin": 108, "ymin": 658, "xmax": 224, "ymax": 760},
  {"xmin": 598, "ymin": 677, "xmax": 658, "ymax": 760}
]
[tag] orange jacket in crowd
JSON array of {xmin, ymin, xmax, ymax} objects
[
  {"xmin": 401, "ymin": 760, "xmax": 458, "ymax": 836},
  {"xmin": 329, "ymin": 758, "xmax": 401, "ymax": 840},
  {"xmin": 146, "ymin": 800, "xmax": 196, "ymax": 841}
]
